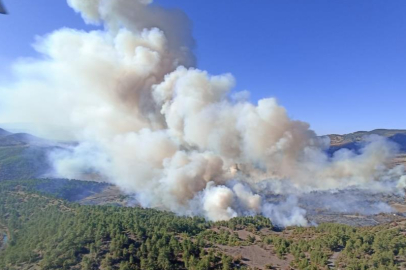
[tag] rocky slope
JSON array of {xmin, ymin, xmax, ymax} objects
[{"xmin": 326, "ymin": 129, "xmax": 406, "ymax": 152}]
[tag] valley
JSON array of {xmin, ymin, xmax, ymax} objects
[
  {"xmin": 0, "ymin": 179, "xmax": 405, "ymax": 270},
  {"xmin": 1, "ymin": 128, "xmax": 406, "ymax": 269}
]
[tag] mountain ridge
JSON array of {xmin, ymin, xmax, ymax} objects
[
  {"xmin": 325, "ymin": 129, "xmax": 406, "ymax": 154},
  {"xmin": 326, "ymin": 129, "xmax": 406, "ymax": 146},
  {"xmin": 0, "ymin": 127, "xmax": 405, "ymax": 181}
]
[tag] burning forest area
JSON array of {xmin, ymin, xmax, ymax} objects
[{"xmin": 0, "ymin": 0, "xmax": 405, "ymax": 269}]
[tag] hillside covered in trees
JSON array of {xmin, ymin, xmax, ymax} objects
[
  {"xmin": 0, "ymin": 179, "xmax": 405, "ymax": 270},
  {"xmin": 0, "ymin": 128, "xmax": 55, "ymax": 181}
]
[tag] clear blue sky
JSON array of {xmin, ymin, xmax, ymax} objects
[{"xmin": 1, "ymin": 0, "xmax": 406, "ymax": 135}]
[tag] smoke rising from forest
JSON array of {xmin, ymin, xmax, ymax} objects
[{"xmin": 0, "ymin": 0, "xmax": 405, "ymax": 226}]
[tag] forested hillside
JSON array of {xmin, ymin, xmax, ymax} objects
[
  {"xmin": 0, "ymin": 128, "xmax": 53, "ymax": 181},
  {"xmin": 0, "ymin": 179, "xmax": 405, "ymax": 270}
]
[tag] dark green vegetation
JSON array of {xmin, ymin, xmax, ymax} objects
[
  {"xmin": 0, "ymin": 144, "xmax": 51, "ymax": 180},
  {"xmin": 34, "ymin": 178, "xmax": 109, "ymax": 202},
  {"xmin": 0, "ymin": 179, "xmax": 405, "ymax": 270},
  {"xmin": 0, "ymin": 128, "xmax": 53, "ymax": 180},
  {"xmin": 0, "ymin": 179, "xmax": 264, "ymax": 270},
  {"xmin": 1, "ymin": 127, "xmax": 406, "ymax": 269}
]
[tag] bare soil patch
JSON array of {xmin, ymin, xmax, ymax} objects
[{"xmin": 217, "ymin": 244, "xmax": 294, "ymax": 270}]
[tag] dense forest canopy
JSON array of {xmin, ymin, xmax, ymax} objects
[{"xmin": 0, "ymin": 179, "xmax": 405, "ymax": 270}]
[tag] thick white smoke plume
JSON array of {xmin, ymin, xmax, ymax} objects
[{"xmin": 0, "ymin": 0, "xmax": 405, "ymax": 226}]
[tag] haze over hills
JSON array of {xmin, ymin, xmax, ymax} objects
[
  {"xmin": 0, "ymin": 128, "xmax": 53, "ymax": 147},
  {"xmin": 1, "ymin": 0, "xmax": 405, "ymax": 230},
  {"xmin": 1, "ymin": 1, "xmax": 406, "ymax": 270},
  {"xmin": 1, "ymin": 127, "xmax": 406, "ymax": 182},
  {"xmin": 327, "ymin": 129, "xmax": 406, "ymax": 148},
  {"xmin": 326, "ymin": 129, "xmax": 406, "ymax": 167},
  {"xmin": 1, "ymin": 126, "xmax": 406, "ymax": 226},
  {"xmin": 0, "ymin": 0, "xmax": 405, "ymax": 268},
  {"xmin": 0, "ymin": 128, "xmax": 11, "ymax": 137},
  {"xmin": 1, "ymin": 126, "xmax": 406, "ymax": 181},
  {"xmin": 0, "ymin": 131, "xmax": 406, "ymax": 269},
  {"xmin": 0, "ymin": 128, "xmax": 55, "ymax": 181}
]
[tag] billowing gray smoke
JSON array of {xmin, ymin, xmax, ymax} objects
[{"xmin": 0, "ymin": 0, "xmax": 405, "ymax": 226}]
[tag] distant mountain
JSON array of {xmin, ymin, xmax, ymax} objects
[
  {"xmin": 326, "ymin": 129, "xmax": 406, "ymax": 154},
  {"xmin": 1, "ymin": 127, "xmax": 406, "ymax": 181},
  {"xmin": 0, "ymin": 128, "xmax": 57, "ymax": 181},
  {"xmin": 0, "ymin": 132, "xmax": 52, "ymax": 147},
  {"xmin": 327, "ymin": 129, "xmax": 406, "ymax": 145},
  {"xmin": 0, "ymin": 128, "xmax": 11, "ymax": 137}
]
